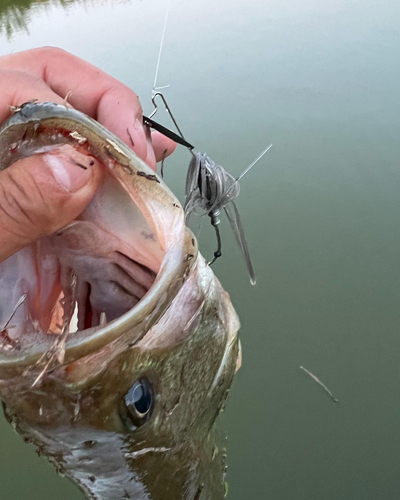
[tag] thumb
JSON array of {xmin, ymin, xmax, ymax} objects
[{"xmin": 0, "ymin": 145, "xmax": 103, "ymax": 263}]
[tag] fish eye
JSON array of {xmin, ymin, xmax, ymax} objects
[{"xmin": 119, "ymin": 378, "xmax": 154, "ymax": 430}]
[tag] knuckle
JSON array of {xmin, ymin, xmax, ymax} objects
[{"xmin": 35, "ymin": 46, "xmax": 69, "ymax": 60}]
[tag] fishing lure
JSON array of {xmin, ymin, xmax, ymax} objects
[
  {"xmin": 143, "ymin": 0, "xmax": 272, "ymax": 283},
  {"xmin": 184, "ymin": 147, "xmax": 272, "ymax": 285}
]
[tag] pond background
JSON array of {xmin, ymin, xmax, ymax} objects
[{"xmin": 1, "ymin": 0, "xmax": 400, "ymax": 498}]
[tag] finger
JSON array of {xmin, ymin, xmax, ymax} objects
[
  {"xmin": 144, "ymin": 125, "xmax": 156, "ymax": 171},
  {"xmin": 151, "ymin": 131, "xmax": 177, "ymax": 163},
  {"xmin": 0, "ymin": 146, "xmax": 103, "ymax": 263},
  {"xmin": 0, "ymin": 47, "xmax": 148, "ymax": 161},
  {"xmin": 0, "ymin": 69, "xmax": 66, "ymax": 125}
]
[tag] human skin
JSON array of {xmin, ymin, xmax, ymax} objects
[{"xmin": 0, "ymin": 47, "xmax": 176, "ymax": 263}]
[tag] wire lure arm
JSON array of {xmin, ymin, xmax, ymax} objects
[{"xmin": 208, "ymin": 210, "xmax": 222, "ymax": 265}]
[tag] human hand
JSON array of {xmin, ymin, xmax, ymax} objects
[{"xmin": 0, "ymin": 47, "xmax": 176, "ymax": 263}]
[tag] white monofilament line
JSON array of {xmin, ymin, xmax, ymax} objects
[
  {"xmin": 236, "ymin": 143, "xmax": 273, "ymax": 183},
  {"xmin": 152, "ymin": 0, "xmax": 172, "ymax": 94},
  {"xmin": 215, "ymin": 144, "xmax": 273, "ymax": 208}
]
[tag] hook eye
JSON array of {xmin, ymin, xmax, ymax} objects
[{"xmin": 148, "ymin": 94, "xmax": 159, "ymax": 119}]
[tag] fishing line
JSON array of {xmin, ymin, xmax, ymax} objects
[{"xmin": 153, "ymin": 0, "xmax": 171, "ymax": 94}]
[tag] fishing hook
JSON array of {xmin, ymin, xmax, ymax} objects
[
  {"xmin": 143, "ymin": 92, "xmax": 195, "ymax": 152},
  {"xmin": 208, "ymin": 210, "xmax": 222, "ymax": 265}
]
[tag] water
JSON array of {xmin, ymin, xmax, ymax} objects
[{"xmin": 1, "ymin": 0, "xmax": 400, "ymax": 498}]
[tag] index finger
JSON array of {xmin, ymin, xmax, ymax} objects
[{"xmin": 0, "ymin": 47, "xmax": 149, "ymax": 161}]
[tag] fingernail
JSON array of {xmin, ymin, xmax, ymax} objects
[{"xmin": 44, "ymin": 152, "xmax": 93, "ymax": 192}]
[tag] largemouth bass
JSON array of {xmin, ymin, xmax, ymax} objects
[{"xmin": 0, "ymin": 102, "xmax": 241, "ymax": 500}]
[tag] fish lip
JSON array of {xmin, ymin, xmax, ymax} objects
[{"xmin": 0, "ymin": 101, "xmax": 199, "ymax": 372}]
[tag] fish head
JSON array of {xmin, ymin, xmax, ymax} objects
[{"xmin": 0, "ymin": 107, "xmax": 240, "ymax": 499}]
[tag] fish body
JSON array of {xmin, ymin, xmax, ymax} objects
[{"xmin": 0, "ymin": 102, "xmax": 240, "ymax": 499}]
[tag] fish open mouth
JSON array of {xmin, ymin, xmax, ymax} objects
[{"xmin": 0, "ymin": 144, "xmax": 191, "ymax": 370}]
